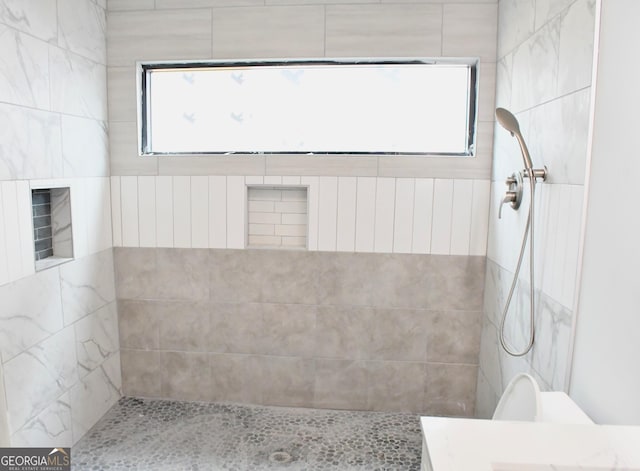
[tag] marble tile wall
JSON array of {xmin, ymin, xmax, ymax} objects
[
  {"xmin": 0, "ymin": 250, "xmax": 120, "ymax": 447},
  {"xmin": 0, "ymin": 0, "xmax": 119, "ymax": 447},
  {"xmin": 475, "ymin": 0, "xmax": 596, "ymax": 418},
  {"xmin": 106, "ymin": 0, "xmax": 498, "ymax": 180},
  {"xmin": 116, "ymin": 247, "xmax": 485, "ymax": 416}
]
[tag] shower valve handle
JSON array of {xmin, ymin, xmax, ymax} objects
[
  {"xmin": 498, "ymin": 192, "xmax": 517, "ymax": 219},
  {"xmin": 498, "ymin": 172, "xmax": 524, "ymax": 219}
]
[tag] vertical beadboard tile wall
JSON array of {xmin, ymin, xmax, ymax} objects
[{"xmin": 111, "ymin": 176, "xmax": 491, "ymax": 256}]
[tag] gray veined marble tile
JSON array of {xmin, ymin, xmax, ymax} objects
[
  {"xmin": 57, "ymin": 0, "xmax": 107, "ymax": 65},
  {"xmin": 70, "ymin": 359, "xmax": 121, "ymax": 444},
  {"xmin": 0, "ymin": 0, "xmax": 57, "ymax": 42},
  {"xmin": 74, "ymin": 302, "xmax": 119, "ymax": 377},
  {"xmin": 61, "ymin": 115, "xmax": 109, "ymax": 178},
  {"xmin": 557, "ymin": 0, "xmax": 596, "ymax": 97},
  {"xmin": 475, "ymin": 367, "xmax": 499, "ymax": 419},
  {"xmin": 0, "ymin": 25, "xmax": 50, "ymax": 109},
  {"xmin": 477, "ymin": 315, "xmax": 503, "ymax": 402},
  {"xmin": 497, "ymin": 0, "xmax": 536, "ymax": 58},
  {"xmin": 510, "ymin": 16, "xmax": 560, "ymax": 112},
  {"xmin": 51, "ymin": 187, "xmax": 73, "ymax": 258},
  {"xmin": 107, "ymin": 0, "xmax": 155, "ymax": 11},
  {"xmin": 534, "ymin": 0, "xmax": 574, "ymax": 31},
  {"xmin": 158, "ymin": 0, "xmax": 263, "ymax": 7},
  {"xmin": 3, "ymin": 326, "xmax": 79, "ymax": 434},
  {"xmin": 0, "ymin": 268, "xmax": 64, "ymax": 363},
  {"xmin": 10, "ymin": 392, "xmax": 73, "ymax": 448},
  {"xmin": 0, "ymin": 103, "xmax": 63, "ymax": 181},
  {"xmin": 60, "ymin": 249, "xmax": 116, "ymax": 326},
  {"xmin": 49, "ymin": 46, "xmax": 107, "ymax": 121},
  {"xmin": 527, "ymin": 88, "xmax": 590, "ymax": 185},
  {"xmin": 531, "ymin": 293, "xmax": 572, "ymax": 391},
  {"xmin": 495, "ymin": 54, "xmax": 513, "ymax": 110}
]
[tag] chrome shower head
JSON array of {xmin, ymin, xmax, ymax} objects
[{"xmin": 496, "ymin": 107, "xmax": 533, "ymax": 171}]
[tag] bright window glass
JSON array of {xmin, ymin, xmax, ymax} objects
[{"xmin": 141, "ymin": 60, "xmax": 476, "ymax": 155}]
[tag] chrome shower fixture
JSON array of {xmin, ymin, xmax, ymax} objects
[
  {"xmin": 496, "ymin": 107, "xmax": 533, "ymax": 170},
  {"xmin": 496, "ymin": 108, "xmax": 548, "ymax": 181},
  {"xmin": 495, "ymin": 107, "xmax": 548, "ymax": 358}
]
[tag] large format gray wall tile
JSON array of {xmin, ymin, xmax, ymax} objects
[
  {"xmin": 425, "ymin": 363, "xmax": 477, "ymax": 417},
  {"xmin": 108, "ymin": 9, "xmax": 212, "ymax": 66},
  {"xmin": 161, "ymin": 351, "xmax": 212, "ymax": 402},
  {"xmin": 120, "ymin": 349, "xmax": 161, "ymax": 397},
  {"xmin": 116, "ymin": 247, "xmax": 483, "ymax": 415},
  {"xmin": 211, "ymin": 6, "xmax": 325, "ymax": 59},
  {"xmin": 325, "ymin": 4, "xmax": 442, "ymax": 57}
]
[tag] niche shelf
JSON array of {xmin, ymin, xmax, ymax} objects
[
  {"xmin": 32, "ymin": 187, "xmax": 74, "ymax": 271},
  {"xmin": 246, "ymin": 186, "xmax": 308, "ymax": 250}
]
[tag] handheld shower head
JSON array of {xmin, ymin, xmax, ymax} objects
[{"xmin": 496, "ymin": 107, "xmax": 533, "ymax": 171}]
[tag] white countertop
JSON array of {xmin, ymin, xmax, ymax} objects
[{"xmin": 420, "ymin": 417, "xmax": 640, "ymax": 471}]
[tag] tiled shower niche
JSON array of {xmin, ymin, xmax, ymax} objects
[
  {"xmin": 247, "ymin": 186, "xmax": 308, "ymax": 249},
  {"xmin": 32, "ymin": 187, "xmax": 73, "ymax": 270}
]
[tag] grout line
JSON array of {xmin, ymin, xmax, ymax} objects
[
  {"xmin": 136, "ymin": 177, "xmax": 141, "ymax": 248},
  {"xmin": 428, "ymin": 178, "xmax": 435, "ymax": 254},
  {"xmin": 334, "ymin": 177, "xmax": 339, "ymax": 251},
  {"xmin": 223, "ymin": 176, "xmax": 228, "ymax": 249},
  {"xmin": 369, "ymin": 178, "xmax": 376, "ymax": 252},
  {"xmin": 409, "ymin": 178, "xmax": 416, "ymax": 254},
  {"xmin": 323, "ymin": 5, "xmax": 327, "ymax": 58},
  {"xmin": 500, "ymin": 0, "xmax": 582, "ymax": 60},
  {"xmin": 448, "ymin": 180, "xmax": 455, "ymax": 255},
  {"xmin": 390, "ymin": 178, "xmax": 397, "ymax": 253},
  {"xmin": 469, "ymin": 179, "xmax": 476, "ymax": 256}
]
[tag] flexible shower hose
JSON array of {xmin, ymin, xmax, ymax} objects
[{"xmin": 499, "ymin": 170, "xmax": 537, "ymax": 357}]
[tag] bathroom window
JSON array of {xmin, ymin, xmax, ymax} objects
[{"xmin": 138, "ymin": 59, "xmax": 477, "ymax": 156}]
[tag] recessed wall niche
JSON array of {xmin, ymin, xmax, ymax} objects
[
  {"xmin": 32, "ymin": 187, "xmax": 73, "ymax": 271},
  {"xmin": 247, "ymin": 186, "xmax": 308, "ymax": 249}
]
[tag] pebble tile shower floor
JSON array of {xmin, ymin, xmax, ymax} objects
[{"xmin": 72, "ymin": 398, "xmax": 422, "ymax": 470}]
